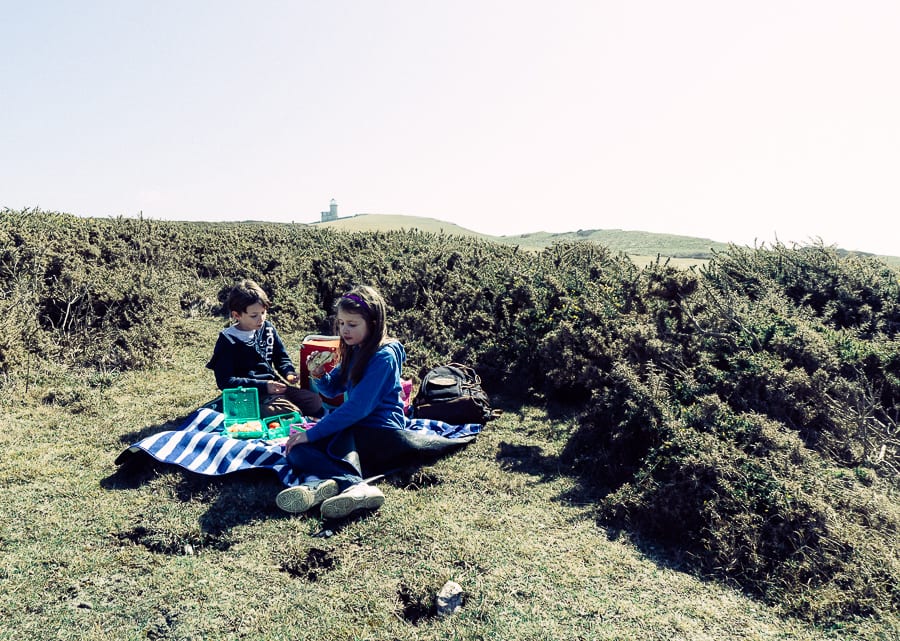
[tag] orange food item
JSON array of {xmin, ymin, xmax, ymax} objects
[{"xmin": 268, "ymin": 421, "xmax": 279, "ymax": 429}]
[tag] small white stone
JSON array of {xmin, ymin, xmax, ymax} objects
[{"xmin": 435, "ymin": 580, "xmax": 464, "ymax": 617}]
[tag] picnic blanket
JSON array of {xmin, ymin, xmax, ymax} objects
[{"xmin": 115, "ymin": 408, "xmax": 482, "ymax": 486}]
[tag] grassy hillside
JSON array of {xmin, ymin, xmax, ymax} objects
[
  {"xmin": 315, "ymin": 213, "xmax": 492, "ymax": 240},
  {"xmin": 2, "ymin": 209, "xmax": 898, "ymax": 640},
  {"xmin": 313, "ymin": 213, "xmax": 724, "ymax": 261},
  {"xmin": 314, "ymin": 213, "xmax": 900, "ymax": 266}
]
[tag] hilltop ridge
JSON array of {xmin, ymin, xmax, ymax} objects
[
  {"xmin": 312, "ymin": 213, "xmax": 899, "ymax": 266},
  {"xmin": 312, "ymin": 213, "xmax": 727, "ymax": 261}
]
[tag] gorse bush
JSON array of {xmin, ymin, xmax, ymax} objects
[
  {"xmin": 0, "ymin": 209, "xmax": 207, "ymax": 372},
  {"xmin": 2, "ymin": 208, "xmax": 897, "ymax": 624},
  {"xmin": 556, "ymin": 253, "xmax": 899, "ymax": 621}
]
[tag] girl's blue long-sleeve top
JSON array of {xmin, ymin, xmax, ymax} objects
[{"xmin": 304, "ymin": 341, "xmax": 406, "ymax": 442}]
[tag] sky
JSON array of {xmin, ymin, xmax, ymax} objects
[{"xmin": 2, "ymin": 1, "xmax": 899, "ymax": 256}]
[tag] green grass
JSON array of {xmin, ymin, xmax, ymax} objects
[{"xmin": 1, "ymin": 318, "xmax": 896, "ymax": 640}]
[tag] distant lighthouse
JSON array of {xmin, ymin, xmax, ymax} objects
[{"xmin": 320, "ymin": 199, "xmax": 338, "ymax": 222}]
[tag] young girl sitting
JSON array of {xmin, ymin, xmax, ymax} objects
[{"xmin": 276, "ymin": 285, "xmax": 406, "ymax": 520}]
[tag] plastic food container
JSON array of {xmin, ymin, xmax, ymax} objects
[
  {"xmin": 221, "ymin": 387, "xmax": 263, "ymax": 437},
  {"xmin": 222, "ymin": 387, "xmax": 306, "ymax": 439},
  {"xmin": 262, "ymin": 411, "xmax": 303, "ymax": 439}
]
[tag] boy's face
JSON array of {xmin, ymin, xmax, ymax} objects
[
  {"xmin": 337, "ymin": 310, "xmax": 369, "ymax": 347},
  {"xmin": 232, "ymin": 302, "xmax": 267, "ymax": 331}
]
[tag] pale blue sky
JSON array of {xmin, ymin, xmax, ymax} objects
[{"xmin": 2, "ymin": 1, "xmax": 899, "ymax": 255}]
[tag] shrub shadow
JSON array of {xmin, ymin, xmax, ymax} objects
[
  {"xmin": 495, "ymin": 440, "xmax": 614, "ymax": 508},
  {"xmin": 495, "ymin": 442, "xmax": 562, "ymax": 482},
  {"xmin": 493, "ymin": 432, "xmax": 695, "ymax": 579}
]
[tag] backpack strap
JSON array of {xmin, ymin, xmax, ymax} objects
[{"xmin": 447, "ymin": 362, "xmax": 480, "ymax": 385}]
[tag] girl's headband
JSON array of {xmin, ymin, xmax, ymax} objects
[{"xmin": 342, "ymin": 293, "xmax": 370, "ymax": 313}]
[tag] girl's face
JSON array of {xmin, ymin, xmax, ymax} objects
[
  {"xmin": 232, "ymin": 302, "xmax": 267, "ymax": 331},
  {"xmin": 337, "ymin": 309, "xmax": 370, "ymax": 347}
]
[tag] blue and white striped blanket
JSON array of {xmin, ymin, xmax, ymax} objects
[{"xmin": 116, "ymin": 408, "xmax": 482, "ymax": 486}]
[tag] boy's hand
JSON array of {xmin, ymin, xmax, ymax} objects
[{"xmin": 267, "ymin": 381, "xmax": 287, "ymax": 394}]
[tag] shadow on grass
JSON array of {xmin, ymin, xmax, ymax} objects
[
  {"xmin": 495, "ymin": 439, "xmax": 616, "ymax": 515},
  {"xmin": 102, "ymin": 453, "xmax": 286, "ymax": 524},
  {"xmin": 116, "ymin": 398, "xmax": 222, "ymax": 446},
  {"xmin": 492, "ymin": 418, "xmax": 696, "ymax": 579},
  {"xmin": 115, "ymin": 417, "xmax": 191, "ymax": 447},
  {"xmin": 105, "ymin": 454, "xmax": 387, "ymax": 548},
  {"xmin": 102, "ymin": 405, "xmax": 291, "ymax": 540}
]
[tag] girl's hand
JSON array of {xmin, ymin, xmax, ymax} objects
[
  {"xmin": 284, "ymin": 427, "xmax": 310, "ymax": 455},
  {"xmin": 306, "ymin": 351, "xmax": 334, "ymax": 379},
  {"xmin": 306, "ymin": 359, "xmax": 324, "ymax": 379}
]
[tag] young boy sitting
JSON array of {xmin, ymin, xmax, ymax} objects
[{"xmin": 206, "ymin": 279, "xmax": 324, "ymax": 419}]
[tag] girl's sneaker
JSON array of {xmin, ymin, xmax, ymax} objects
[
  {"xmin": 319, "ymin": 482, "xmax": 384, "ymax": 519},
  {"xmin": 276, "ymin": 479, "xmax": 339, "ymax": 513}
]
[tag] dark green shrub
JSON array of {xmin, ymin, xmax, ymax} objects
[{"xmin": 558, "ymin": 244, "xmax": 900, "ymax": 621}]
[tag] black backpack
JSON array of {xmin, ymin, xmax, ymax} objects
[{"xmin": 412, "ymin": 363, "xmax": 501, "ymax": 425}]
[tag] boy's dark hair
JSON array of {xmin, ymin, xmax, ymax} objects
[
  {"xmin": 226, "ymin": 279, "xmax": 271, "ymax": 315},
  {"xmin": 334, "ymin": 285, "xmax": 389, "ymax": 385}
]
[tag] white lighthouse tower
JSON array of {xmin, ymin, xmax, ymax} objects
[{"xmin": 320, "ymin": 199, "xmax": 338, "ymax": 222}]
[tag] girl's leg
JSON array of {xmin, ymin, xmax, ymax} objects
[
  {"xmin": 285, "ymin": 439, "xmax": 362, "ymax": 491},
  {"xmin": 276, "ymin": 438, "xmax": 362, "ymax": 514}
]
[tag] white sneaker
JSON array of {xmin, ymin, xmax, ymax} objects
[
  {"xmin": 319, "ymin": 482, "xmax": 384, "ymax": 519},
  {"xmin": 276, "ymin": 479, "xmax": 339, "ymax": 513}
]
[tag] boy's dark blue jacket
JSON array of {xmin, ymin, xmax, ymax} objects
[{"xmin": 206, "ymin": 321, "xmax": 295, "ymax": 394}]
